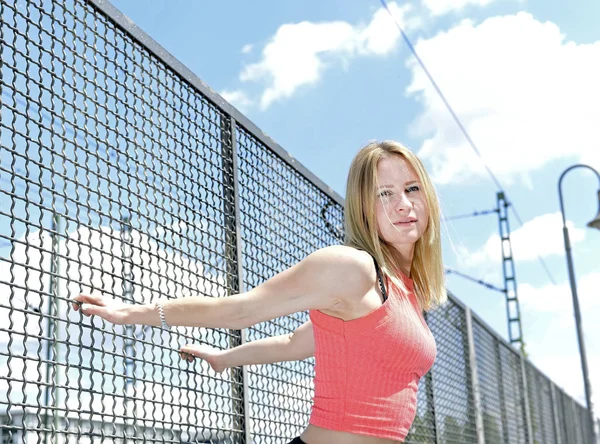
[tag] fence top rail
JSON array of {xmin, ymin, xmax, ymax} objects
[{"xmin": 86, "ymin": 0, "xmax": 344, "ymax": 208}]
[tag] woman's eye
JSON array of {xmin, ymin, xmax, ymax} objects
[
  {"xmin": 407, "ymin": 185, "xmax": 420, "ymax": 193},
  {"xmin": 378, "ymin": 190, "xmax": 392, "ymax": 197}
]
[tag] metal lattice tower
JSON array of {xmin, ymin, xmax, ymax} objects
[{"xmin": 497, "ymin": 192, "xmax": 525, "ymax": 351}]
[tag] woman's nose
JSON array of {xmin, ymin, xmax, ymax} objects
[{"xmin": 394, "ymin": 193, "xmax": 412, "ymax": 211}]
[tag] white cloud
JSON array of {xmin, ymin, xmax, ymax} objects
[
  {"xmin": 459, "ymin": 212, "xmax": 585, "ymax": 268},
  {"xmin": 519, "ymin": 271, "xmax": 600, "ymax": 314},
  {"xmin": 220, "ymin": 89, "xmax": 253, "ymax": 112},
  {"xmin": 422, "ymin": 0, "xmax": 499, "ymax": 16},
  {"xmin": 407, "ymin": 13, "xmax": 600, "ymax": 184},
  {"xmin": 0, "ymin": 226, "xmax": 229, "ymax": 417},
  {"xmin": 356, "ymin": 5, "xmax": 404, "ymax": 56},
  {"xmin": 234, "ymin": 2, "xmax": 412, "ymax": 110},
  {"xmin": 241, "ymin": 43, "xmax": 253, "ymax": 54},
  {"xmin": 520, "ymin": 272, "xmax": 600, "ymax": 409}
]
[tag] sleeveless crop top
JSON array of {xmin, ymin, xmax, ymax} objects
[{"xmin": 308, "ymin": 259, "xmax": 437, "ymax": 441}]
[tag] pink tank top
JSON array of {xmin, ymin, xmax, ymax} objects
[{"xmin": 308, "ymin": 269, "xmax": 436, "ymax": 441}]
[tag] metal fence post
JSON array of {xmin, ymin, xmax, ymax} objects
[
  {"xmin": 519, "ymin": 353, "xmax": 534, "ymax": 444},
  {"xmin": 550, "ymin": 383, "xmax": 563, "ymax": 444},
  {"xmin": 422, "ymin": 312, "xmax": 441, "ymax": 444},
  {"xmin": 533, "ymin": 371, "xmax": 547, "ymax": 442},
  {"xmin": 221, "ymin": 114, "xmax": 249, "ymax": 443},
  {"xmin": 495, "ymin": 339, "xmax": 509, "ymax": 441},
  {"xmin": 121, "ymin": 215, "xmax": 136, "ymax": 441},
  {"xmin": 466, "ymin": 308, "xmax": 485, "ymax": 444},
  {"xmin": 43, "ymin": 213, "xmax": 60, "ymax": 444}
]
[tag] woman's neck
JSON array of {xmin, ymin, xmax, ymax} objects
[{"xmin": 391, "ymin": 247, "xmax": 414, "ymax": 277}]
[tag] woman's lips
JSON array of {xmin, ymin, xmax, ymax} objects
[{"xmin": 394, "ymin": 219, "xmax": 417, "ymax": 225}]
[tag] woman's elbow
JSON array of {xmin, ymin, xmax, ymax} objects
[{"xmin": 228, "ymin": 297, "xmax": 262, "ymax": 330}]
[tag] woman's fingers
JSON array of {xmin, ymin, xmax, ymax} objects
[
  {"xmin": 70, "ymin": 297, "xmax": 128, "ymax": 325},
  {"xmin": 71, "ymin": 293, "xmax": 107, "ymax": 311},
  {"xmin": 179, "ymin": 344, "xmax": 203, "ymax": 357},
  {"xmin": 179, "ymin": 345, "xmax": 198, "ymax": 362},
  {"xmin": 179, "ymin": 351, "xmax": 194, "ymax": 362},
  {"xmin": 79, "ymin": 303, "xmax": 105, "ymax": 317},
  {"xmin": 179, "ymin": 345, "xmax": 224, "ymax": 373}
]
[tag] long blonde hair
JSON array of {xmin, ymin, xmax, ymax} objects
[{"xmin": 344, "ymin": 140, "xmax": 446, "ymax": 310}]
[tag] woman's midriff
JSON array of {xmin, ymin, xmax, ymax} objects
[{"xmin": 299, "ymin": 425, "xmax": 402, "ymax": 444}]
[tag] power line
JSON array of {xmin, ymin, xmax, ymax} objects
[
  {"xmin": 443, "ymin": 208, "xmax": 498, "ymax": 221},
  {"xmin": 379, "ymin": 0, "xmax": 503, "ymax": 191},
  {"xmin": 445, "ymin": 267, "xmax": 506, "ymax": 294},
  {"xmin": 379, "ymin": 0, "xmax": 556, "ymax": 285}
]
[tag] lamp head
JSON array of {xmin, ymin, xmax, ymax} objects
[{"xmin": 587, "ymin": 190, "xmax": 600, "ymax": 230}]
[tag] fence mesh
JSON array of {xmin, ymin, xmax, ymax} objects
[
  {"xmin": 525, "ymin": 361, "xmax": 558, "ymax": 444},
  {"xmin": 0, "ymin": 0, "xmax": 595, "ymax": 443}
]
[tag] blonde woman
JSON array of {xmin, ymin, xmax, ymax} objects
[{"xmin": 73, "ymin": 140, "xmax": 446, "ymax": 444}]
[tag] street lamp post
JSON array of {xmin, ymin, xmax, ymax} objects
[{"xmin": 558, "ymin": 163, "xmax": 600, "ymax": 443}]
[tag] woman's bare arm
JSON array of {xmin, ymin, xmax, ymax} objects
[
  {"xmin": 72, "ymin": 246, "xmax": 373, "ymax": 329},
  {"xmin": 180, "ymin": 320, "xmax": 315, "ymax": 372}
]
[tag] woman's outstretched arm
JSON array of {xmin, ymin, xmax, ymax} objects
[
  {"xmin": 179, "ymin": 320, "xmax": 314, "ymax": 373},
  {"xmin": 71, "ymin": 245, "xmax": 373, "ymax": 329}
]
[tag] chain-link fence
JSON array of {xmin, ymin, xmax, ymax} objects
[{"xmin": 0, "ymin": 0, "xmax": 596, "ymax": 443}]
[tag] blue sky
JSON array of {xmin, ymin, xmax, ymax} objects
[{"xmin": 102, "ymin": 0, "xmax": 600, "ymax": 408}]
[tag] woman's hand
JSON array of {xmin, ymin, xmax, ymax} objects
[
  {"xmin": 71, "ymin": 293, "xmax": 132, "ymax": 325},
  {"xmin": 179, "ymin": 344, "xmax": 227, "ymax": 374}
]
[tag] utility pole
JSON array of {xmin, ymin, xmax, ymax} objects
[{"xmin": 497, "ymin": 192, "xmax": 525, "ymax": 352}]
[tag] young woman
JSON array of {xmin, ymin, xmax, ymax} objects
[{"xmin": 73, "ymin": 140, "xmax": 446, "ymax": 444}]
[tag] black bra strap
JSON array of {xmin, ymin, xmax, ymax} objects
[{"xmin": 372, "ymin": 257, "xmax": 388, "ymax": 303}]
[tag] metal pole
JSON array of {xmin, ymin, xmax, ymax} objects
[
  {"xmin": 422, "ymin": 313, "xmax": 441, "ymax": 444},
  {"xmin": 519, "ymin": 353, "xmax": 534, "ymax": 444},
  {"xmin": 465, "ymin": 308, "xmax": 486, "ymax": 444},
  {"xmin": 43, "ymin": 213, "xmax": 60, "ymax": 444},
  {"xmin": 558, "ymin": 164, "xmax": 600, "ymax": 442},
  {"xmin": 550, "ymin": 383, "xmax": 563, "ymax": 444},
  {"xmin": 495, "ymin": 339, "xmax": 508, "ymax": 441},
  {"xmin": 220, "ymin": 114, "xmax": 248, "ymax": 443}
]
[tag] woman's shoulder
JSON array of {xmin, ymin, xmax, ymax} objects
[
  {"xmin": 307, "ymin": 245, "xmax": 376, "ymax": 285},
  {"xmin": 311, "ymin": 245, "xmax": 372, "ymax": 264}
]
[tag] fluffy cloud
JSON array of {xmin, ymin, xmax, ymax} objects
[
  {"xmin": 0, "ymin": 226, "xmax": 229, "ymax": 418},
  {"xmin": 407, "ymin": 13, "xmax": 600, "ymax": 184},
  {"xmin": 220, "ymin": 89, "xmax": 253, "ymax": 112},
  {"xmin": 458, "ymin": 212, "xmax": 585, "ymax": 269},
  {"xmin": 422, "ymin": 0, "xmax": 500, "ymax": 16},
  {"xmin": 519, "ymin": 271, "xmax": 600, "ymax": 314},
  {"xmin": 231, "ymin": 2, "xmax": 412, "ymax": 110},
  {"xmin": 520, "ymin": 272, "xmax": 600, "ymax": 409}
]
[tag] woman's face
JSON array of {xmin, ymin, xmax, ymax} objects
[{"xmin": 374, "ymin": 155, "xmax": 429, "ymax": 256}]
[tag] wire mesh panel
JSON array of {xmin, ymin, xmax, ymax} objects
[
  {"xmin": 404, "ymin": 375, "xmax": 437, "ymax": 443},
  {"xmin": 555, "ymin": 385, "xmax": 590, "ymax": 444},
  {"xmin": 525, "ymin": 361, "xmax": 558, "ymax": 444},
  {"xmin": 0, "ymin": 0, "xmax": 244, "ymax": 442},
  {"xmin": 472, "ymin": 318, "xmax": 507, "ymax": 444},
  {"xmin": 576, "ymin": 402, "xmax": 595, "ymax": 444},
  {"xmin": 409, "ymin": 296, "xmax": 477, "ymax": 444},
  {"xmin": 497, "ymin": 343, "xmax": 527, "ymax": 443},
  {"xmin": 559, "ymin": 387, "xmax": 577, "ymax": 443},
  {"xmin": 236, "ymin": 126, "xmax": 343, "ymax": 443}
]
